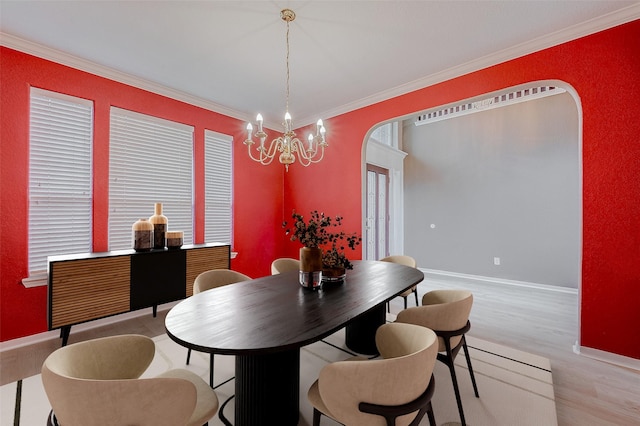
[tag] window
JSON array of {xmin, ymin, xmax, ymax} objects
[
  {"xmin": 109, "ymin": 108, "xmax": 194, "ymax": 250},
  {"xmin": 369, "ymin": 122, "xmax": 398, "ymax": 148},
  {"xmin": 28, "ymin": 88, "xmax": 93, "ymax": 277},
  {"xmin": 204, "ymin": 130, "xmax": 233, "ymax": 244}
]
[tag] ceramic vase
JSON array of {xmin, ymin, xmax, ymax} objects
[{"xmin": 149, "ymin": 202, "xmax": 168, "ymax": 249}]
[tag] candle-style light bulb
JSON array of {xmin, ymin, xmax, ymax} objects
[
  {"xmin": 285, "ymin": 112, "xmax": 292, "ymax": 131},
  {"xmin": 307, "ymin": 133, "xmax": 314, "ymax": 150},
  {"xmin": 256, "ymin": 114, "xmax": 263, "ymax": 132},
  {"xmin": 246, "ymin": 122, "xmax": 253, "ymax": 139},
  {"xmin": 316, "ymin": 119, "xmax": 323, "ymax": 136}
]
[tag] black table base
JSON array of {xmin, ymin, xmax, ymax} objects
[
  {"xmin": 235, "ymin": 348, "xmax": 300, "ymax": 425},
  {"xmin": 345, "ymin": 304, "xmax": 386, "ymax": 355}
]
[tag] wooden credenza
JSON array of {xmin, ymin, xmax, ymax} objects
[{"xmin": 48, "ymin": 243, "xmax": 230, "ymax": 345}]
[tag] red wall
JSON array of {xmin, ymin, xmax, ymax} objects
[
  {"xmin": 0, "ymin": 48, "xmax": 284, "ymax": 341},
  {"xmin": 285, "ymin": 20, "xmax": 640, "ymax": 359},
  {"xmin": 2, "ymin": 20, "xmax": 639, "ymax": 360}
]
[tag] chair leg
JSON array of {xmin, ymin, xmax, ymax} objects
[
  {"xmin": 313, "ymin": 408, "xmax": 322, "ymax": 426},
  {"xmin": 209, "ymin": 353, "xmax": 214, "ymax": 388},
  {"xmin": 413, "ymin": 288, "xmax": 419, "ymax": 306},
  {"xmin": 186, "ymin": 348, "xmax": 191, "ymax": 365},
  {"xmin": 447, "ymin": 358, "xmax": 467, "ymax": 426},
  {"xmin": 462, "ymin": 336, "xmax": 480, "ymax": 397},
  {"xmin": 403, "ymin": 296, "xmax": 408, "ymax": 309},
  {"xmin": 426, "ymin": 401, "xmax": 436, "ymax": 426},
  {"xmin": 47, "ymin": 410, "xmax": 59, "ymax": 426},
  {"xmin": 387, "ymin": 301, "xmax": 391, "ymax": 313}
]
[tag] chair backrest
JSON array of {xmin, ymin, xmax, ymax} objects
[
  {"xmin": 271, "ymin": 257, "xmax": 300, "ymax": 274},
  {"xmin": 380, "ymin": 255, "xmax": 417, "ymax": 268},
  {"xmin": 41, "ymin": 334, "xmax": 197, "ymax": 426},
  {"xmin": 193, "ymin": 269, "xmax": 252, "ymax": 294},
  {"xmin": 317, "ymin": 322, "xmax": 438, "ymax": 426},
  {"xmin": 396, "ymin": 289, "xmax": 473, "ymax": 351}
]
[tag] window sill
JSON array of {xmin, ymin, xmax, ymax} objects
[{"xmin": 22, "ymin": 272, "xmax": 48, "ymax": 288}]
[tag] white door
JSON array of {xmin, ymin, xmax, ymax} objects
[{"xmin": 366, "ymin": 164, "xmax": 389, "ymax": 260}]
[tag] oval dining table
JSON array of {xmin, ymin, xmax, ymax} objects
[{"xmin": 164, "ymin": 260, "xmax": 424, "ymax": 425}]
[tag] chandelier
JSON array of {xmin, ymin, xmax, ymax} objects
[{"xmin": 244, "ymin": 8, "xmax": 327, "ymax": 172}]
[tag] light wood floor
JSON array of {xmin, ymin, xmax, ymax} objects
[{"xmin": 1, "ymin": 274, "xmax": 639, "ymax": 425}]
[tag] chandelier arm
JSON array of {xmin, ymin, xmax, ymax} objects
[
  {"xmin": 246, "ymin": 142, "xmax": 270, "ymax": 164},
  {"xmin": 264, "ymin": 137, "xmax": 283, "ymax": 158},
  {"xmin": 258, "ymin": 137, "xmax": 283, "ymax": 165},
  {"xmin": 295, "ymin": 142, "xmax": 326, "ymax": 166},
  {"xmin": 246, "ymin": 139, "xmax": 277, "ymax": 165}
]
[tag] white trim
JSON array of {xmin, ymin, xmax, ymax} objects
[
  {"xmin": 574, "ymin": 343, "xmax": 640, "ymax": 372},
  {"xmin": 0, "ymin": 32, "xmax": 246, "ymax": 123},
  {"xmin": 0, "ymin": 301, "xmax": 179, "ymax": 352},
  {"xmin": 311, "ymin": 4, "xmax": 640, "ymax": 124},
  {"xmin": 421, "ymin": 268, "xmax": 579, "ymax": 295},
  {"xmin": 3, "ymin": 5, "xmax": 639, "ymax": 127},
  {"xmin": 21, "ymin": 272, "xmax": 47, "ymax": 288},
  {"xmin": 414, "ymin": 86, "xmax": 566, "ymax": 126}
]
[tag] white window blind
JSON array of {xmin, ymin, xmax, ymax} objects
[
  {"xmin": 109, "ymin": 108, "xmax": 194, "ymax": 250},
  {"xmin": 204, "ymin": 130, "xmax": 233, "ymax": 244},
  {"xmin": 28, "ymin": 88, "xmax": 93, "ymax": 275}
]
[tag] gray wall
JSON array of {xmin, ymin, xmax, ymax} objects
[{"xmin": 403, "ymin": 92, "xmax": 580, "ymax": 288}]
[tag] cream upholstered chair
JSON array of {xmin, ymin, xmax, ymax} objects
[
  {"xmin": 380, "ymin": 255, "xmax": 419, "ymax": 311},
  {"xmin": 270, "ymin": 257, "xmax": 300, "ymax": 274},
  {"xmin": 308, "ymin": 322, "xmax": 438, "ymax": 426},
  {"xmin": 396, "ymin": 289, "xmax": 479, "ymax": 426},
  {"xmin": 41, "ymin": 334, "xmax": 218, "ymax": 426},
  {"xmin": 186, "ymin": 269, "xmax": 252, "ymax": 387}
]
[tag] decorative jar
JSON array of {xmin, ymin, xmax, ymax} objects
[
  {"xmin": 132, "ymin": 218, "xmax": 153, "ymax": 252},
  {"xmin": 166, "ymin": 231, "xmax": 183, "ymax": 249}
]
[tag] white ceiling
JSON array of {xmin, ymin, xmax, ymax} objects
[{"xmin": 1, "ymin": 1, "xmax": 639, "ymax": 128}]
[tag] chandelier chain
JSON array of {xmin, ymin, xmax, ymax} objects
[{"xmin": 285, "ymin": 19, "xmax": 290, "ymax": 114}]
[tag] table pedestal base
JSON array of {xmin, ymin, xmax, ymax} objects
[
  {"xmin": 235, "ymin": 349, "xmax": 300, "ymax": 425},
  {"xmin": 345, "ymin": 304, "xmax": 386, "ymax": 355}
]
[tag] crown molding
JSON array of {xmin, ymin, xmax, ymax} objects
[
  {"xmin": 310, "ymin": 4, "xmax": 640, "ymax": 124},
  {"xmin": 3, "ymin": 4, "xmax": 639, "ymax": 128},
  {"xmin": 0, "ymin": 32, "xmax": 248, "ymax": 123}
]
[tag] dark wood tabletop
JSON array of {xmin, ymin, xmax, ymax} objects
[{"xmin": 164, "ymin": 260, "xmax": 424, "ymax": 355}]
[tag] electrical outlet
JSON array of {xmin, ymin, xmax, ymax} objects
[{"xmin": 493, "ymin": 257, "xmax": 501, "ymax": 266}]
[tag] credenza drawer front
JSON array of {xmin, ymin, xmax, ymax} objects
[
  {"xmin": 50, "ymin": 257, "xmax": 130, "ymax": 328},
  {"xmin": 185, "ymin": 246, "xmax": 230, "ymax": 296}
]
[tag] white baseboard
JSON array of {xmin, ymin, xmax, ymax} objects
[
  {"xmin": 574, "ymin": 343, "xmax": 640, "ymax": 372},
  {"xmin": 0, "ymin": 301, "xmax": 178, "ymax": 352},
  {"xmin": 420, "ymin": 268, "xmax": 579, "ymax": 295},
  {"xmin": 418, "ymin": 269, "xmax": 640, "ymax": 371}
]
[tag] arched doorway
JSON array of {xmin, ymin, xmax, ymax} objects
[{"xmin": 363, "ymin": 80, "xmax": 582, "ymax": 342}]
